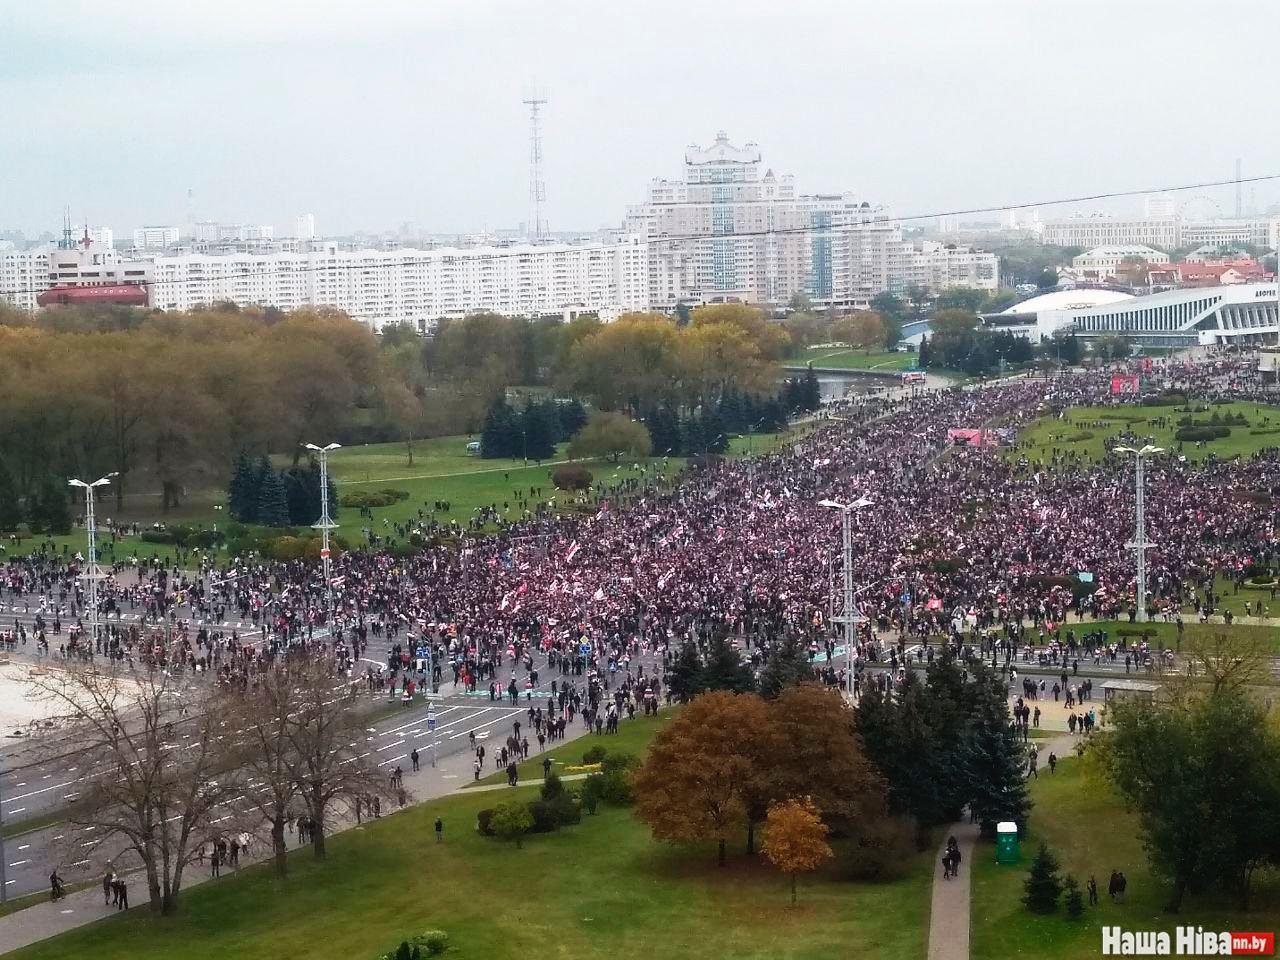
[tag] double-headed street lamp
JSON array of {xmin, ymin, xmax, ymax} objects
[
  {"xmin": 303, "ymin": 443, "xmax": 341, "ymax": 628},
  {"xmin": 69, "ymin": 473, "xmax": 116, "ymax": 650},
  {"xmin": 819, "ymin": 496, "xmax": 873, "ymax": 694},
  {"xmin": 1114, "ymin": 444, "xmax": 1162, "ymax": 623}
]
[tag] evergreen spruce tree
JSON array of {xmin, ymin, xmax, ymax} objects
[
  {"xmin": 256, "ymin": 470, "xmax": 291, "ymax": 528},
  {"xmin": 758, "ymin": 636, "xmax": 816, "ymax": 699},
  {"xmin": 34, "ymin": 477, "xmax": 72, "ymax": 535},
  {"xmin": 966, "ymin": 670, "xmax": 1032, "ymax": 838},
  {"xmin": 856, "ymin": 671, "xmax": 952, "ymax": 826},
  {"xmin": 668, "ymin": 641, "xmax": 703, "ymax": 703},
  {"xmin": 645, "ymin": 407, "xmax": 682, "ymax": 456},
  {"xmin": 917, "ymin": 335, "xmax": 931, "ymax": 368},
  {"xmin": 556, "ymin": 399, "xmax": 588, "ymax": 442},
  {"xmin": 282, "ymin": 465, "xmax": 313, "ymax": 526},
  {"xmin": 680, "ymin": 415, "xmax": 706, "ymax": 458},
  {"xmin": 521, "ymin": 401, "xmax": 557, "ymax": 461},
  {"xmin": 0, "ymin": 459, "xmax": 22, "ymax": 532},
  {"xmin": 1022, "ymin": 843, "xmax": 1064, "ymax": 914},
  {"xmin": 480, "ymin": 397, "xmax": 517, "ymax": 459},
  {"xmin": 1063, "ymin": 875, "xmax": 1084, "ymax": 919},
  {"xmin": 226, "ymin": 450, "xmax": 257, "ymax": 522},
  {"xmin": 697, "ymin": 634, "xmax": 755, "ymax": 694}
]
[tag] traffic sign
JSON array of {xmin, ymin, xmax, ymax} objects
[
  {"xmin": 320, "ymin": 548, "xmax": 331, "ymax": 559},
  {"xmin": 427, "ymin": 709, "xmax": 436, "ymax": 732}
]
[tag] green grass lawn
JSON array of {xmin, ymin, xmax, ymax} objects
[
  {"xmin": 468, "ymin": 709, "xmax": 673, "ymax": 786},
  {"xmin": 9, "ymin": 707, "xmax": 934, "ymax": 960},
  {"xmin": 9, "ymin": 427, "xmax": 805, "ymax": 563},
  {"xmin": 1008, "ymin": 401, "xmax": 1280, "ymax": 464},
  {"xmin": 795, "ymin": 347, "xmax": 918, "ymax": 371},
  {"xmin": 970, "ymin": 757, "xmax": 1280, "ymax": 960},
  {"xmin": 1056, "ymin": 619, "xmax": 1280, "ymax": 654}
]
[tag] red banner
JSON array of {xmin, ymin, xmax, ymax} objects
[{"xmin": 1110, "ymin": 374, "xmax": 1140, "ymax": 395}]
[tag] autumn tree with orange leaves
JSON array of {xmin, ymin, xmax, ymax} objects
[
  {"xmin": 762, "ymin": 797, "xmax": 833, "ymax": 904},
  {"xmin": 632, "ymin": 691, "xmax": 770, "ymax": 866}
]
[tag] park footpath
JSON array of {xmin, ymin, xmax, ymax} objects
[
  {"xmin": 926, "ymin": 729, "xmax": 1077, "ymax": 960},
  {"xmin": 0, "ymin": 715, "xmax": 598, "ymax": 955}
]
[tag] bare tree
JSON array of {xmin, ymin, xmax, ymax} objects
[
  {"xmin": 30, "ymin": 661, "xmax": 238, "ymax": 915},
  {"xmin": 279, "ymin": 658, "xmax": 397, "ymax": 859},
  {"xmin": 220, "ymin": 667, "xmax": 301, "ymax": 878}
]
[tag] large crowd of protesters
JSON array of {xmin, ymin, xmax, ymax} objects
[{"xmin": 1, "ymin": 352, "xmax": 1276, "ymax": 701}]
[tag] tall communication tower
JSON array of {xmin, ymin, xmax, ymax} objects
[{"xmin": 522, "ymin": 87, "xmax": 548, "ymax": 240}]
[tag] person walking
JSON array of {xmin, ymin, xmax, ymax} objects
[
  {"xmin": 102, "ymin": 867, "xmax": 114, "ymax": 906},
  {"xmin": 434, "ymin": 817, "xmax": 443, "ymax": 843},
  {"xmin": 1048, "ymin": 751, "xmax": 1058, "ymax": 774},
  {"xmin": 116, "ymin": 878, "xmax": 129, "ymax": 910},
  {"xmin": 411, "ymin": 748, "xmax": 420, "ymax": 773},
  {"xmin": 1087, "ymin": 875, "xmax": 1098, "ymax": 906}
]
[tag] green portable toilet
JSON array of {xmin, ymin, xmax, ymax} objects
[{"xmin": 995, "ymin": 821, "xmax": 1020, "ymax": 864}]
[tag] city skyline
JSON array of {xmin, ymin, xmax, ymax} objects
[{"xmin": 4, "ymin": 0, "xmax": 1278, "ymax": 238}]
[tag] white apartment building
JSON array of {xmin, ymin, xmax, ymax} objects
[
  {"xmin": 132, "ymin": 225, "xmax": 181, "ymax": 249},
  {"xmin": 0, "ymin": 247, "xmax": 51, "ymax": 310},
  {"xmin": 146, "ymin": 237, "xmax": 649, "ymax": 330},
  {"xmin": 829, "ymin": 214, "xmax": 997, "ymax": 301},
  {"xmin": 1071, "ymin": 244, "xmax": 1170, "ymax": 280}
]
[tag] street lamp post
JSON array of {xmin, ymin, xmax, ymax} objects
[
  {"xmin": 69, "ymin": 474, "xmax": 114, "ymax": 652},
  {"xmin": 1114, "ymin": 445, "xmax": 1162, "ymax": 623},
  {"xmin": 819, "ymin": 496, "xmax": 873, "ymax": 695},
  {"xmin": 303, "ymin": 443, "xmax": 341, "ymax": 629}
]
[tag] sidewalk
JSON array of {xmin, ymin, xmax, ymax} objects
[
  {"xmin": 0, "ymin": 717, "xmax": 600, "ymax": 954},
  {"xmin": 927, "ymin": 821, "xmax": 979, "ymax": 960},
  {"xmin": 924, "ymin": 732, "xmax": 1078, "ymax": 960}
]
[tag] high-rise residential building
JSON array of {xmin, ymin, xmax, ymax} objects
[
  {"xmin": 132, "ymin": 225, "xmax": 181, "ymax": 249},
  {"xmin": 294, "ymin": 213, "xmax": 317, "ymax": 240},
  {"xmin": 625, "ymin": 133, "xmax": 998, "ymax": 309},
  {"xmin": 0, "ymin": 247, "xmax": 53, "ymax": 311}
]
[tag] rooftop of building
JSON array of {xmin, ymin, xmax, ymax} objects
[{"xmin": 1000, "ymin": 288, "xmax": 1135, "ymax": 315}]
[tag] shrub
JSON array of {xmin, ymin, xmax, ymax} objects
[
  {"xmin": 552, "ymin": 464, "xmax": 594, "ymax": 491},
  {"xmin": 844, "ymin": 814, "xmax": 917, "ymax": 882},
  {"xmin": 140, "ymin": 529, "xmax": 176, "ymax": 544},
  {"xmin": 340, "ymin": 488, "xmax": 410, "ymax": 509},
  {"xmin": 1250, "ymin": 427, "xmax": 1280, "ymax": 436},
  {"xmin": 580, "ymin": 776, "xmax": 602, "ymax": 815},
  {"xmin": 528, "ymin": 793, "xmax": 580, "ymax": 832},
  {"xmin": 1174, "ymin": 425, "xmax": 1230, "ymax": 442},
  {"xmin": 599, "ymin": 753, "xmax": 637, "ymax": 805},
  {"xmin": 540, "ymin": 772, "xmax": 565, "ymax": 801},
  {"xmin": 476, "ymin": 808, "xmax": 495, "ymax": 836},
  {"xmin": 490, "ymin": 801, "xmax": 533, "ymax": 847},
  {"xmin": 581, "ymin": 745, "xmax": 608, "ymax": 764},
  {"xmin": 263, "ymin": 535, "xmax": 308, "ymax": 561},
  {"xmin": 414, "ymin": 931, "xmax": 448, "ymax": 956}
]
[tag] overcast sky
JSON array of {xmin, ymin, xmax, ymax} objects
[{"xmin": 5, "ymin": 0, "xmax": 1278, "ymax": 237}]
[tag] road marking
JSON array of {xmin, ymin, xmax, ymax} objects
[{"xmin": 9, "ymin": 860, "xmax": 29, "ymax": 867}]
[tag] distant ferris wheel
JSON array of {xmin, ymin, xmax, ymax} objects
[{"xmin": 1178, "ymin": 195, "xmax": 1223, "ymax": 221}]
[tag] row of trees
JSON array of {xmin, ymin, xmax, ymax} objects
[
  {"xmin": 478, "ymin": 397, "xmax": 587, "ymax": 460},
  {"xmin": 633, "ymin": 686, "xmax": 893, "ymax": 868},
  {"xmin": 32, "ymin": 656, "xmax": 395, "ymax": 915},
  {"xmin": 661, "ymin": 639, "xmax": 1031, "ymax": 843},
  {"xmin": 226, "ymin": 453, "xmax": 338, "ymax": 528},
  {"xmin": 0, "ymin": 306, "xmax": 390, "ymax": 513}
]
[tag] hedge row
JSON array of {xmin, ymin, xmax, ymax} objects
[
  {"xmin": 1174, "ymin": 425, "xmax": 1231, "ymax": 442},
  {"xmin": 340, "ymin": 488, "xmax": 410, "ymax": 509}
]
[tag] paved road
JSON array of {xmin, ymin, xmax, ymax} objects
[{"xmin": 0, "ymin": 626, "xmax": 660, "ymax": 899}]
